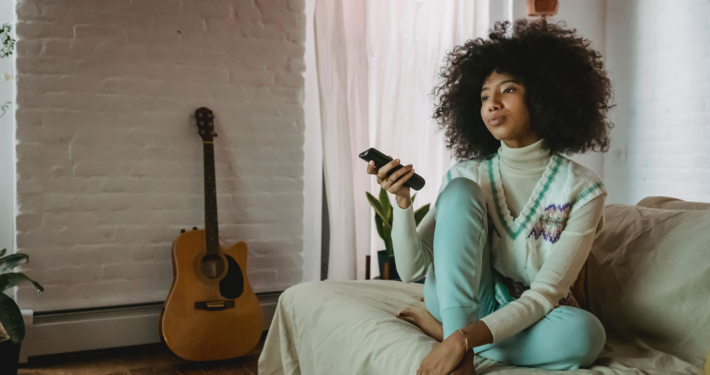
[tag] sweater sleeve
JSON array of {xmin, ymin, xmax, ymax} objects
[
  {"xmin": 391, "ymin": 199, "xmax": 436, "ymax": 283},
  {"xmin": 479, "ymin": 192, "xmax": 606, "ymax": 344}
]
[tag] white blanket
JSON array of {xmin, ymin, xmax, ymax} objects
[
  {"xmin": 258, "ymin": 201, "xmax": 710, "ymax": 374},
  {"xmin": 258, "ymin": 280, "xmax": 702, "ymax": 374}
]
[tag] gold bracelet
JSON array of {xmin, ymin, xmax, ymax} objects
[{"xmin": 457, "ymin": 328, "xmax": 468, "ymax": 352}]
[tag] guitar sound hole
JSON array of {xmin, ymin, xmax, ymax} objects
[{"xmin": 200, "ymin": 255, "xmax": 225, "ymax": 279}]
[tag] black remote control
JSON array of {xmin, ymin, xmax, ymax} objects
[{"xmin": 359, "ymin": 147, "xmax": 426, "ymax": 191}]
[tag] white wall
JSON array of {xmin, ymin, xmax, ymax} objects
[
  {"xmin": 604, "ymin": 0, "xmax": 710, "ymax": 205},
  {"xmin": 14, "ymin": 0, "xmax": 308, "ymax": 311}
]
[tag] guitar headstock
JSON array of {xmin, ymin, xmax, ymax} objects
[{"xmin": 195, "ymin": 107, "xmax": 218, "ymax": 142}]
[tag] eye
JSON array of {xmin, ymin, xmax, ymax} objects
[{"xmin": 482, "ymin": 88, "xmax": 514, "ymax": 102}]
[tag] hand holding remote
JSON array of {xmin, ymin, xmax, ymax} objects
[{"xmin": 365, "ymin": 155, "xmax": 416, "ymax": 209}]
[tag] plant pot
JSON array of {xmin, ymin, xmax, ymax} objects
[
  {"xmin": 0, "ymin": 339, "xmax": 21, "ymax": 375},
  {"xmin": 377, "ymin": 250, "xmax": 399, "ymax": 280}
]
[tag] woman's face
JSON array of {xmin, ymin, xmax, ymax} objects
[{"xmin": 480, "ymin": 70, "xmax": 539, "ymax": 148}]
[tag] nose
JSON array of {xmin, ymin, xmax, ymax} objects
[{"xmin": 487, "ymin": 92, "xmax": 502, "ymax": 111}]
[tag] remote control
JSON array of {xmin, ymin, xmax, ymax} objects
[{"xmin": 359, "ymin": 147, "xmax": 426, "ymax": 191}]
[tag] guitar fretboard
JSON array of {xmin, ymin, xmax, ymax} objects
[{"xmin": 203, "ymin": 141, "xmax": 220, "ymax": 255}]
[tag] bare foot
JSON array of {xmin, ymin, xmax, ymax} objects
[{"xmin": 396, "ymin": 307, "xmax": 444, "ymax": 342}]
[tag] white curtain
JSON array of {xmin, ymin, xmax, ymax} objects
[{"xmin": 315, "ymin": 0, "xmax": 488, "ymax": 280}]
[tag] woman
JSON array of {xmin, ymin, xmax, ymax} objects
[{"xmin": 366, "ymin": 19, "xmax": 614, "ymax": 374}]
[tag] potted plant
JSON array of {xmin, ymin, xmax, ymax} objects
[
  {"xmin": 0, "ymin": 248, "xmax": 44, "ymax": 375},
  {"xmin": 366, "ymin": 187, "xmax": 429, "ymax": 283}
]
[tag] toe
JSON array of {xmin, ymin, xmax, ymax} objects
[{"xmin": 397, "ymin": 307, "xmax": 413, "ymax": 317}]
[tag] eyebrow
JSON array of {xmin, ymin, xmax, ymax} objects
[{"xmin": 481, "ymin": 79, "xmax": 519, "ymax": 93}]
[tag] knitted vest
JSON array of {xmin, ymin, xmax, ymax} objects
[{"xmin": 438, "ymin": 152, "xmax": 607, "ymax": 308}]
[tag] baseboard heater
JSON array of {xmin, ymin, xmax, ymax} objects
[{"xmin": 18, "ymin": 291, "xmax": 282, "ymax": 363}]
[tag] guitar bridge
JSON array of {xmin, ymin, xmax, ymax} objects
[{"xmin": 195, "ymin": 300, "xmax": 235, "ymax": 311}]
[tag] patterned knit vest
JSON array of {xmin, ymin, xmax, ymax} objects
[{"xmin": 439, "ymin": 152, "xmax": 607, "ymax": 309}]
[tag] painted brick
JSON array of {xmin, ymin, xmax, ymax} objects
[{"xmin": 15, "ymin": 0, "xmax": 306, "ymax": 311}]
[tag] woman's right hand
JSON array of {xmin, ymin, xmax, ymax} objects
[{"xmin": 366, "ymin": 155, "xmax": 415, "ymax": 208}]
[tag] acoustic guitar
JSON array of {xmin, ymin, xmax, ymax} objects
[{"xmin": 160, "ymin": 107, "xmax": 263, "ymax": 361}]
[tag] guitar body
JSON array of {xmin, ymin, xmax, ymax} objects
[{"xmin": 160, "ymin": 229, "xmax": 263, "ymax": 361}]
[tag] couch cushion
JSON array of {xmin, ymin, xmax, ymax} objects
[
  {"xmin": 573, "ymin": 196, "xmax": 710, "ymax": 312},
  {"xmin": 636, "ymin": 196, "xmax": 710, "ymax": 211},
  {"xmin": 586, "ymin": 203, "xmax": 710, "ymax": 367}
]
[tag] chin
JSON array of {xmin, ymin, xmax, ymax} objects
[{"xmin": 488, "ymin": 127, "xmax": 506, "ymax": 140}]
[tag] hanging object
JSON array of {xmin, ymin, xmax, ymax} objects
[{"xmin": 527, "ymin": 0, "xmax": 559, "ymax": 19}]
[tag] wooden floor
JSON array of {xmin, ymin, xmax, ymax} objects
[{"xmin": 18, "ymin": 332, "xmax": 266, "ymax": 375}]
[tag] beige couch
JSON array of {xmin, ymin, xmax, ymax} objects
[{"xmin": 258, "ymin": 197, "xmax": 710, "ymax": 374}]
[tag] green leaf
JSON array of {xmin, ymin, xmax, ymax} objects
[
  {"xmin": 378, "ymin": 187, "xmax": 392, "ymax": 226},
  {"xmin": 0, "ymin": 273, "xmax": 44, "ymax": 294},
  {"xmin": 411, "ymin": 192, "xmax": 417, "ymax": 205},
  {"xmin": 374, "ymin": 212, "xmax": 384, "ymax": 241},
  {"xmin": 366, "ymin": 191, "xmax": 381, "ymax": 211},
  {"xmin": 0, "ymin": 254, "xmax": 29, "ymax": 273},
  {"xmin": 0, "ymin": 248, "xmax": 6, "ymax": 258},
  {"xmin": 0, "ymin": 293, "xmax": 24, "ymax": 343},
  {"xmin": 0, "ymin": 23, "xmax": 15, "ymax": 58},
  {"xmin": 383, "ymin": 227, "xmax": 393, "ymax": 259},
  {"xmin": 366, "ymin": 192, "xmax": 390, "ymax": 229},
  {"xmin": 414, "ymin": 204, "xmax": 431, "ymax": 227}
]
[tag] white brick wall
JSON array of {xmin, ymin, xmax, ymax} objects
[
  {"xmin": 604, "ymin": 0, "xmax": 710, "ymax": 205},
  {"xmin": 14, "ymin": 0, "xmax": 307, "ymax": 311}
]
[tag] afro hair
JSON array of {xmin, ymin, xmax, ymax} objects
[{"xmin": 430, "ymin": 18, "xmax": 615, "ymax": 162}]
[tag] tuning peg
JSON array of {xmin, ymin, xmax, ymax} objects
[
  {"xmin": 193, "ymin": 227, "xmax": 198, "ymax": 230},
  {"xmin": 181, "ymin": 229, "xmax": 186, "ymax": 233},
  {"xmin": 214, "ymin": 133, "xmax": 218, "ymax": 137}
]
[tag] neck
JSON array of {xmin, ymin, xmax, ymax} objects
[
  {"xmin": 203, "ymin": 141, "xmax": 220, "ymax": 255},
  {"xmin": 498, "ymin": 138, "xmax": 551, "ymax": 170}
]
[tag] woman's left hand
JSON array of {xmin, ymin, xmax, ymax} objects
[
  {"xmin": 450, "ymin": 349, "xmax": 476, "ymax": 375},
  {"xmin": 416, "ymin": 333, "xmax": 469, "ymax": 375}
]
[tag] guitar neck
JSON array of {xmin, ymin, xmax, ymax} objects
[{"xmin": 203, "ymin": 141, "xmax": 220, "ymax": 254}]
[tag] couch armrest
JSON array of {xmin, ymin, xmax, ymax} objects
[{"xmin": 636, "ymin": 196, "xmax": 710, "ymax": 211}]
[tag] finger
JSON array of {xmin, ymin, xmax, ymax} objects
[
  {"xmin": 391, "ymin": 164, "xmax": 413, "ymax": 181},
  {"xmin": 384, "ymin": 166, "xmax": 408, "ymax": 189},
  {"xmin": 382, "ymin": 166, "xmax": 410, "ymax": 190},
  {"xmin": 378, "ymin": 157, "xmax": 400, "ymax": 180},
  {"xmin": 367, "ymin": 160, "xmax": 377, "ymax": 175},
  {"xmin": 377, "ymin": 158, "xmax": 399, "ymax": 180},
  {"xmin": 391, "ymin": 168, "xmax": 415, "ymax": 190}
]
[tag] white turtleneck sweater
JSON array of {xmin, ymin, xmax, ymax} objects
[
  {"xmin": 391, "ymin": 138, "xmax": 605, "ymax": 343},
  {"xmin": 499, "ymin": 138, "xmax": 552, "ymax": 220}
]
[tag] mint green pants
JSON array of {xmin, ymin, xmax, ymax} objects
[{"xmin": 423, "ymin": 177, "xmax": 606, "ymax": 370}]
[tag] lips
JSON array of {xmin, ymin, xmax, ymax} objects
[{"xmin": 489, "ymin": 116, "xmax": 506, "ymax": 126}]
